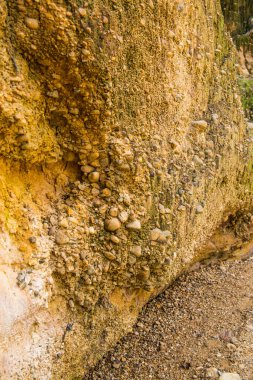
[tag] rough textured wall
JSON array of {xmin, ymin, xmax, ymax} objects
[{"xmin": 0, "ymin": 0, "xmax": 252, "ymax": 379}]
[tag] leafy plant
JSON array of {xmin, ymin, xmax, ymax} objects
[{"xmin": 238, "ymin": 76, "xmax": 253, "ymax": 119}]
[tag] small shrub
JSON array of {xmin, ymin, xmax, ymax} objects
[{"xmin": 238, "ymin": 76, "xmax": 253, "ymax": 120}]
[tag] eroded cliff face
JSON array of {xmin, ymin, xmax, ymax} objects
[{"xmin": 0, "ymin": 0, "xmax": 252, "ymax": 378}]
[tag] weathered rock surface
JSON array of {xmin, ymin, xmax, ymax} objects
[{"xmin": 0, "ymin": 0, "xmax": 252, "ymax": 379}]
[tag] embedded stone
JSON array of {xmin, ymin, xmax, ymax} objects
[
  {"xmin": 126, "ymin": 220, "xmax": 141, "ymax": 230},
  {"xmin": 118, "ymin": 211, "xmax": 128, "ymax": 223},
  {"xmin": 88, "ymin": 172, "xmax": 100, "ymax": 183},
  {"xmin": 101, "ymin": 188, "xmax": 111, "ymax": 197},
  {"xmin": 25, "ymin": 18, "xmax": 39, "ymax": 30},
  {"xmin": 104, "ymin": 218, "xmax": 121, "ymax": 232},
  {"xmin": 206, "ymin": 367, "xmax": 219, "ymax": 378},
  {"xmin": 78, "ymin": 8, "xmax": 87, "ymax": 17},
  {"xmin": 150, "ymin": 228, "xmax": 162, "ymax": 241},
  {"xmin": 88, "ymin": 152, "xmax": 100, "ymax": 162},
  {"xmin": 150, "ymin": 228, "xmax": 170, "ymax": 243},
  {"xmin": 130, "ymin": 245, "xmax": 142, "ymax": 257},
  {"xmin": 109, "ymin": 207, "xmax": 118, "ymax": 217},
  {"xmin": 55, "ymin": 230, "xmax": 69, "ymax": 245},
  {"xmin": 59, "ymin": 218, "xmax": 68, "ymax": 228},
  {"xmin": 191, "ymin": 120, "xmax": 208, "ymax": 131},
  {"xmin": 81, "ymin": 165, "xmax": 94, "ymax": 174},
  {"xmin": 219, "ymin": 373, "xmax": 241, "ymax": 380},
  {"xmin": 111, "ymin": 235, "xmax": 120, "ymax": 244},
  {"xmin": 196, "ymin": 204, "xmax": 204, "ymax": 213},
  {"xmin": 104, "ymin": 251, "xmax": 116, "ymax": 261}
]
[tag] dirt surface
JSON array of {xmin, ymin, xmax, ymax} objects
[{"xmin": 84, "ymin": 256, "xmax": 253, "ymax": 380}]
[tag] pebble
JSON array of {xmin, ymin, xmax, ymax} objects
[
  {"xmin": 88, "ymin": 172, "xmax": 100, "ymax": 183},
  {"xmin": 88, "ymin": 152, "xmax": 100, "ymax": 162},
  {"xmin": 130, "ymin": 245, "xmax": 142, "ymax": 257},
  {"xmin": 118, "ymin": 211, "xmax": 128, "ymax": 223},
  {"xmin": 104, "ymin": 251, "xmax": 116, "ymax": 261},
  {"xmin": 159, "ymin": 204, "xmax": 165, "ymax": 214},
  {"xmin": 123, "ymin": 194, "xmax": 131, "ymax": 206},
  {"xmin": 50, "ymin": 215, "xmax": 58, "ymax": 225},
  {"xmin": 55, "ymin": 230, "xmax": 69, "ymax": 245},
  {"xmin": 219, "ymin": 373, "xmax": 241, "ymax": 380},
  {"xmin": 206, "ymin": 367, "xmax": 219, "ymax": 378},
  {"xmin": 111, "ymin": 235, "xmax": 120, "ymax": 244},
  {"xmin": 78, "ymin": 7, "xmax": 87, "ymax": 16},
  {"xmin": 16, "ymin": 271, "xmax": 26, "ymax": 285},
  {"xmin": 88, "ymin": 227, "xmax": 96, "ymax": 235},
  {"xmin": 126, "ymin": 220, "xmax": 141, "ymax": 230},
  {"xmin": 109, "ymin": 207, "xmax": 118, "ymax": 217},
  {"xmin": 59, "ymin": 218, "xmax": 69, "ymax": 228},
  {"xmin": 104, "ymin": 218, "xmax": 121, "ymax": 232},
  {"xmin": 212, "ymin": 114, "xmax": 219, "ymax": 124},
  {"xmin": 150, "ymin": 228, "xmax": 162, "ymax": 241},
  {"xmin": 196, "ymin": 204, "xmax": 204, "ymax": 213},
  {"xmin": 105, "ymin": 180, "xmax": 114, "ymax": 190},
  {"xmin": 128, "ymin": 256, "xmax": 136, "ymax": 265},
  {"xmin": 101, "ymin": 188, "xmax": 111, "ymax": 197},
  {"xmin": 91, "ymin": 188, "xmax": 100, "ymax": 196},
  {"xmin": 81, "ymin": 165, "xmax": 94, "ymax": 174},
  {"xmin": 99, "ymin": 205, "xmax": 108, "ymax": 214},
  {"xmin": 25, "ymin": 18, "xmax": 39, "ymax": 30},
  {"xmin": 150, "ymin": 228, "xmax": 170, "ymax": 243},
  {"xmin": 191, "ymin": 120, "xmax": 208, "ymax": 132}
]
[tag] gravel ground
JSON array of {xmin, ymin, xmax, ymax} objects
[{"xmin": 84, "ymin": 257, "xmax": 253, "ymax": 380}]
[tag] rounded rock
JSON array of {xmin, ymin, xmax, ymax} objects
[
  {"xmin": 109, "ymin": 207, "xmax": 118, "ymax": 217},
  {"xmin": 88, "ymin": 172, "xmax": 100, "ymax": 183},
  {"xmin": 55, "ymin": 230, "xmax": 69, "ymax": 245},
  {"xmin": 25, "ymin": 18, "xmax": 39, "ymax": 30},
  {"xmin": 104, "ymin": 251, "xmax": 116, "ymax": 261},
  {"xmin": 101, "ymin": 188, "xmax": 111, "ymax": 197},
  {"xmin": 111, "ymin": 235, "xmax": 120, "ymax": 244},
  {"xmin": 196, "ymin": 204, "xmax": 204, "ymax": 213},
  {"xmin": 78, "ymin": 8, "xmax": 87, "ymax": 17},
  {"xmin": 81, "ymin": 165, "xmax": 94, "ymax": 174},
  {"xmin": 104, "ymin": 218, "xmax": 121, "ymax": 232}
]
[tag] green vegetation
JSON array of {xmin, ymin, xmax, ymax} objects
[{"xmin": 238, "ymin": 76, "xmax": 253, "ymax": 119}]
